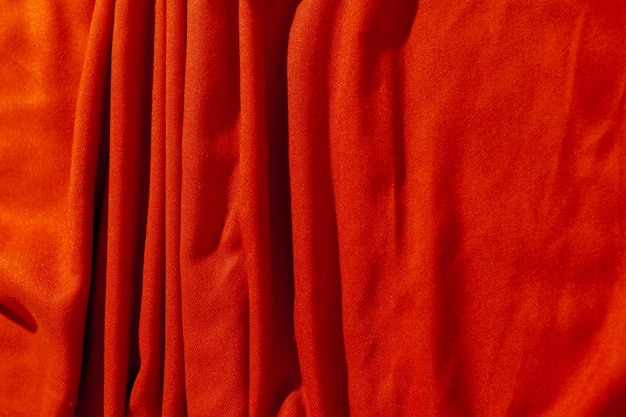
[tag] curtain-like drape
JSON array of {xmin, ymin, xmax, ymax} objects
[{"xmin": 1, "ymin": 0, "xmax": 625, "ymax": 416}]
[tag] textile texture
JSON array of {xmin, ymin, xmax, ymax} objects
[{"xmin": 0, "ymin": 0, "xmax": 625, "ymax": 416}]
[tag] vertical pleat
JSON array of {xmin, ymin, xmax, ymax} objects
[
  {"xmin": 103, "ymin": 0, "xmax": 153, "ymax": 413},
  {"xmin": 178, "ymin": 0, "xmax": 247, "ymax": 414},
  {"xmin": 72, "ymin": 0, "xmax": 114, "ymax": 415},
  {"xmin": 162, "ymin": 0, "xmax": 188, "ymax": 415},
  {"xmin": 286, "ymin": 1, "xmax": 351, "ymax": 416},
  {"xmin": 238, "ymin": 1, "xmax": 302, "ymax": 416},
  {"xmin": 127, "ymin": 0, "xmax": 166, "ymax": 414},
  {"xmin": 238, "ymin": 1, "xmax": 273, "ymax": 415}
]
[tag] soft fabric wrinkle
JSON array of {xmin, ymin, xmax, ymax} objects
[
  {"xmin": 325, "ymin": 6, "xmax": 416, "ymax": 410},
  {"xmin": 161, "ymin": 0, "xmax": 189, "ymax": 415},
  {"xmin": 179, "ymin": 2, "xmax": 248, "ymax": 416},
  {"xmin": 182, "ymin": 1, "xmax": 240, "ymax": 261},
  {"xmin": 595, "ymin": 373, "xmax": 626, "ymax": 417},
  {"xmin": 338, "ymin": 1, "xmax": 412, "ymax": 252},
  {"xmin": 240, "ymin": 1, "xmax": 302, "ymax": 415},
  {"xmin": 75, "ymin": 185, "xmax": 108, "ymax": 417},
  {"xmin": 99, "ymin": 0, "xmax": 155, "ymax": 414},
  {"xmin": 288, "ymin": 2, "xmax": 351, "ymax": 415},
  {"xmin": 237, "ymin": 2, "xmax": 276, "ymax": 414},
  {"xmin": 69, "ymin": 2, "xmax": 114, "ymax": 416},
  {"xmin": 126, "ymin": 0, "xmax": 167, "ymax": 413},
  {"xmin": 432, "ymin": 115, "xmax": 473, "ymax": 417},
  {"xmin": 0, "ymin": 299, "xmax": 37, "ymax": 333}
]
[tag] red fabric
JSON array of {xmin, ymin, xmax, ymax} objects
[{"xmin": 1, "ymin": 0, "xmax": 625, "ymax": 416}]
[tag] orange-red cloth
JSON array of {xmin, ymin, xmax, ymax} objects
[{"xmin": 1, "ymin": 1, "xmax": 625, "ymax": 416}]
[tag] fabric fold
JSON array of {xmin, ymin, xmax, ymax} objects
[{"xmin": 0, "ymin": 1, "xmax": 625, "ymax": 416}]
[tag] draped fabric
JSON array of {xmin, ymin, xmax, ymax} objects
[{"xmin": 1, "ymin": 0, "xmax": 625, "ymax": 416}]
